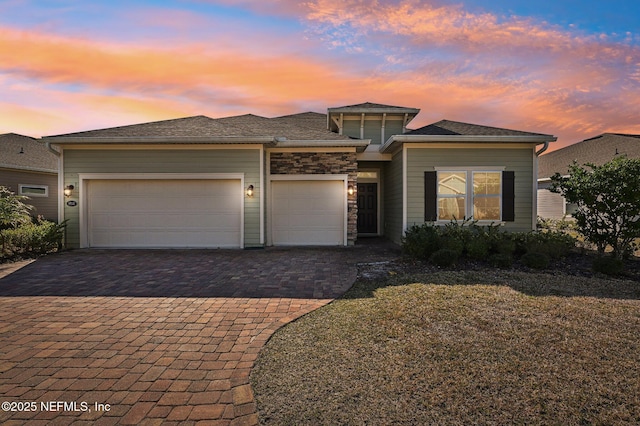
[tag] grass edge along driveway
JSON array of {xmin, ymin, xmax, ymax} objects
[{"xmin": 251, "ymin": 269, "xmax": 640, "ymax": 425}]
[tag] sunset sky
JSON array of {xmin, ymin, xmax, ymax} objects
[{"xmin": 1, "ymin": 0, "xmax": 639, "ymax": 150}]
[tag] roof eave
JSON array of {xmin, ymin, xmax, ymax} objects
[
  {"xmin": 0, "ymin": 164, "xmax": 58, "ymax": 174},
  {"xmin": 42, "ymin": 136, "xmax": 278, "ymax": 145},
  {"xmin": 327, "ymin": 107, "xmax": 420, "ymax": 115},
  {"xmin": 275, "ymin": 139, "xmax": 371, "ymax": 153},
  {"xmin": 380, "ymin": 135, "xmax": 557, "ymax": 153}
]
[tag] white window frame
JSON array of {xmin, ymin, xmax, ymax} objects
[
  {"xmin": 19, "ymin": 184, "xmax": 49, "ymax": 197},
  {"xmin": 434, "ymin": 167, "xmax": 505, "ymax": 223}
]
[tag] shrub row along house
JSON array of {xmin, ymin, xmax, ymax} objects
[
  {"xmin": 25, "ymin": 102, "xmax": 555, "ymax": 249},
  {"xmin": 537, "ymin": 133, "xmax": 640, "ymax": 219}
]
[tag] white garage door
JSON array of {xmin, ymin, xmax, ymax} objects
[
  {"xmin": 271, "ymin": 180, "xmax": 345, "ymax": 245},
  {"xmin": 87, "ymin": 179, "xmax": 242, "ymax": 248}
]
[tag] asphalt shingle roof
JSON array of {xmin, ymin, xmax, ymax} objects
[
  {"xmin": 0, "ymin": 133, "xmax": 58, "ymax": 173},
  {"xmin": 407, "ymin": 120, "xmax": 554, "ymax": 137},
  {"xmin": 46, "ymin": 112, "xmax": 350, "ymax": 141},
  {"xmin": 538, "ymin": 133, "xmax": 640, "ymax": 178},
  {"xmin": 46, "ymin": 115, "xmax": 244, "ymax": 138}
]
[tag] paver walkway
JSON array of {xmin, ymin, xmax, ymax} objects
[{"xmin": 0, "ymin": 242, "xmax": 399, "ymax": 425}]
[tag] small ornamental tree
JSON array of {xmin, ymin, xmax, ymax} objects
[
  {"xmin": 550, "ymin": 156, "xmax": 640, "ymax": 259},
  {"xmin": 0, "ymin": 186, "xmax": 33, "ymax": 229}
]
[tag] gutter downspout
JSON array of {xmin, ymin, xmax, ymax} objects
[
  {"xmin": 532, "ymin": 140, "xmax": 550, "ymax": 231},
  {"xmin": 45, "ymin": 141, "xmax": 65, "ymax": 245},
  {"xmin": 45, "ymin": 141, "xmax": 61, "ymax": 157},
  {"xmin": 535, "ymin": 141, "xmax": 549, "ymax": 156}
]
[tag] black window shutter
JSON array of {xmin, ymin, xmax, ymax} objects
[
  {"xmin": 502, "ymin": 171, "xmax": 515, "ymax": 222},
  {"xmin": 424, "ymin": 171, "xmax": 437, "ymax": 221}
]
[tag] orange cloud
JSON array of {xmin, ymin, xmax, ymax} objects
[{"xmin": 0, "ymin": 26, "xmax": 356, "ymax": 102}]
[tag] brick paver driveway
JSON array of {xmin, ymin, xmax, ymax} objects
[{"xmin": 0, "ymin": 242, "xmax": 399, "ymax": 425}]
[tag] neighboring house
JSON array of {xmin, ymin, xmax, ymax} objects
[
  {"xmin": 0, "ymin": 133, "xmax": 59, "ymax": 221},
  {"xmin": 42, "ymin": 102, "xmax": 555, "ymax": 249},
  {"xmin": 537, "ymin": 133, "xmax": 640, "ymax": 219}
]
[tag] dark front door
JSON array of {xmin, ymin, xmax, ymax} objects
[{"xmin": 357, "ymin": 183, "xmax": 377, "ymax": 234}]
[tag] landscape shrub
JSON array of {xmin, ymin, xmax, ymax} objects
[
  {"xmin": 492, "ymin": 236, "xmax": 517, "ymax": 256},
  {"xmin": 465, "ymin": 236, "xmax": 491, "ymax": 260},
  {"xmin": 402, "ymin": 223, "xmax": 441, "ymax": 260},
  {"xmin": 0, "ymin": 186, "xmax": 33, "ymax": 229},
  {"xmin": 523, "ymin": 232, "xmax": 575, "ymax": 259},
  {"xmin": 402, "ymin": 220, "xmax": 576, "ymax": 269},
  {"xmin": 521, "ymin": 252, "xmax": 551, "ymax": 269},
  {"xmin": 440, "ymin": 237, "xmax": 465, "ymax": 256},
  {"xmin": 592, "ymin": 256, "xmax": 625, "ymax": 276},
  {"xmin": 1, "ymin": 219, "xmax": 66, "ymax": 259},
  {"xmin": 550, "ymin": 156, "xmax": 640, "ymax": 260},
  {"xmin": 487, "ymin": 253, "xmax": 513, "ymax": 268},
  {"xmin": 429, "ymin": 249, "xmax": 459, "ymax": 267}
]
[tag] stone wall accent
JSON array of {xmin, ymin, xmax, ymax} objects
[{"xmin": 270, "ymin": 152, "xmax": 358, "ymax": 245}]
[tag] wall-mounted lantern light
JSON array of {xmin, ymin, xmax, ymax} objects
[
  {"xmin": 64, "ymin": 185, "xmax": 75, "ymax": 198},
  {"xmin": 347, "ymin": 185, "xmax": 355, "ymax": 196},
  {"xmin": 246, "ymin": 184, "xmax": 254, "ymax": 197}
]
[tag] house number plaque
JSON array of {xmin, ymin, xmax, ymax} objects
[{"xmin": 66, "ymin": 200, "xmax": 78, "ymax": 207}]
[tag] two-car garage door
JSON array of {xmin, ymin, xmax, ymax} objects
[
  {"xmin": 84, "ymin": 178, "xmax": 346, "ymax": 248},
  {"xmin": 87, "ymin": 179, "xmax": 242, "ymax": 248}
]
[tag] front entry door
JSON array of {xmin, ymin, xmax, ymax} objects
[{"xmin": 357, "ymin": 183, "xmax": 377, "ymax": 234}]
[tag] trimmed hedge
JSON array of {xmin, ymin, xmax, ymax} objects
[
  {"xmin": 402, "ymin": 220, "xmax": 576, "ymax": 269},
  {"xmin": 1, "ymin": 219, "xmax": 66, "ymax": 260}
]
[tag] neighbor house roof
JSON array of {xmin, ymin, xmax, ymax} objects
[
  {"xmin": 381, "ymin": 119, "xmax": 556, "ymax": 153},
  {"xmin": 538, "ymin": 133, "xmax": 640, "ymax": 179},
  {"xmin": 0, "ymin": 133, "xmax": 58, "ymax": 173}
]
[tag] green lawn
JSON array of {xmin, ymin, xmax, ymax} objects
[{"xmin": 251, "ymin": 270, "xmax": 640, "ymax": 425}]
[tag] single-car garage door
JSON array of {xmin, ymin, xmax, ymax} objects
[
  {"xmin": 271, "ymin": 180, "xmax": 345, "ymax": 245},
  {"xmin": 87, "ymin": 179, "xmax": 242, "ymax": 248}
]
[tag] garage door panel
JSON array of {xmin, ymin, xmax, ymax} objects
[
  {"xmin": 87, "ymin": 179, "xmax": 242, "ymax": 248},
  {"xmin": 271, "ymin": 180, "xmax": 345, "ymax": 246}
]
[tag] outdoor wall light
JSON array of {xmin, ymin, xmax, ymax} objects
[
  {"xmin": 64, "ymin": 185, "xmax": 75, "ymax": 197},
  {"xmin": 246, "ymin": 184, "xmax": 254, "ymax": 197},
  {"xmin": 347, "ymin": 185, "xmax": 355, "ymax": 196}
]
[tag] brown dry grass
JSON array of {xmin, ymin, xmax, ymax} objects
[{"xmin": 251, "ymin": 270, "xmax": 640, "ymax": 425}]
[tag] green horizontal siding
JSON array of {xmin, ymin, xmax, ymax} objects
[
  {"xmin": 363, "ymin": 121, "xmax": 381, "ymax": 144},
  {"xmin": 384, "ymin": 120, "xmax": 404, "ymax": 142},
  {"xmin": 342, "ymin": 120, "xmax": 361, "ymax": 140},
  {"xmin": 406, "ymin": 147, "xmax": 535, "ymax": 232},
  {"xmin": 383, "ymin": 151, "xmax": 403, "ymax": 244},
  {"xmin": 63, "ymin": 149, "xmax": 261, "ymax": 248}
]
